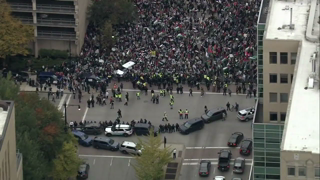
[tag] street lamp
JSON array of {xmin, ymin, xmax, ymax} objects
[{"xmin": 64, "ymin": 102, "xmax": 80, "ymax": 132}]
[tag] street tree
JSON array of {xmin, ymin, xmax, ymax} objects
[
  {"xmin": 133, "ymin": 130, "xmax": 172, "ymax": 180},
  {"xmin": 100, "ymin": 21, "xmax": 116, "ymax": 52},
  {"xmin": 0, "ymin": 0, "xmax": 34, "ymax": 64},
  {"xmin": 0, "ymin": 76, "xmax": 82, "ymax": 180},
  {"xmin": 88, "ymin": 0, "xmax": 137, "ymax": 28},
  {"xmin": 52, "ymin": 141, "xmax": 82, "ymax": 180}
]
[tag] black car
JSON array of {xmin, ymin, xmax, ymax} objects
[
  {"xmin": 239, "ymin": 139, "xmax": 252, "ymax": 155},
  {"xmin": 75, "ymin": 123, "xmax": 103, "ymax": 135},
  {"xmin": 218, "ymin": 149, "xmax": 232, "ymax": 171},
  {"xmin": 201, "ymin": 108, "xmax": 227, "ymax": 123},
  {"xmin": 179, "ymin": 118, "xmax": 204, "ymax": 134},
  {"xmin": 198, "ymin": 160, "xmax": 211, "ymax": 177},
  {"xmin": 92, "ymin": 137, "xmax": 119, "ymax": 151},
  {"xmin": 77, "ymin": 163, "xmax": 90, "ymax": 179},
  {"xmin": 228, "ymin": 132, "xmax": 244, "ymax": 147},
  {"xmin": 133, "ymin": 123, "xmax": 158, "ymax": 136}
]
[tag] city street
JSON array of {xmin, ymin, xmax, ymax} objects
[
  {"xmin": 38, "ymin": 88, "xmax": 255, "ymax": 180},
  {"xmin": 80, "ymin": 155, "xmax": 137, "ymax": 180}
]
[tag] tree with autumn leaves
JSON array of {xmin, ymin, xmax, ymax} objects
[
  {"xmin": 0, "ymin": 0, "xmax": 34, "ymax": 66},
  {"xmin": 0, "ymin": 74, "xmax": 82, "ymax": 180}
]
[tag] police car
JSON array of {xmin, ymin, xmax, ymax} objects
[{"xmin": 237, "ymin": 107, "xmax": 255, "ymax": 121}]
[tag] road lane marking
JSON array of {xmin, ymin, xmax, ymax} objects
[
  {"xmin": 213, "ymin": 167, "xmax": 215, "ymax": 174},
  {"xmin": 106, "ymin": 88, "xmax": 246, "ymax": 96},
  {"xmin": 182, "ymin": 162, "xmax": 252, "ymax": 166},
  {"xmin": 62, "ymin": 94, "xmax": 72, "ymax": 114},
  {"xmin": 110, "ymin": 157, "xmax": 113, "ymax": 166},
  {"xmin": 58, "ymin": 94, "xmax": 67, "ymax": 110},
  {"xmin": 93, "ymin": 159, "xmax": 95, "ymax": 165},
  {"xmin": 81, "ymin": 107, "xmax": 89, "ymax": 123},
  {"xmin": 183, "ymin": 159, "xmax": 252, "ymax": 162},
  {"xmin": 186, "ymin": 147, "xmax": 240, "ymax": 149},
  {"xmin": 79, "ymin": 155, "xmax": 134, "ymax": 159},
  {"xmin": 249, "ymin": 159, "xmax": 254, "ymax": 178},
  {"xmin": 128, "ymin": 159, "xmax": 131, "ymax": 166}
]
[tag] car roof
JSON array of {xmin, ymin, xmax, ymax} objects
[
  {"xmin": 94, "ymin": 137, "xmax": 111, "ymax": 142},
  {"xmin": 113, "ymin": 124, "xmax": 131, "ymax": 128},
  {"xmin": 72, "ymin": 130, "xmax": 85, "ymax": 136},
  {"xmin": 185, "ymin": 118, "xmax": 203, "ymax": 124},
  {"xmin": 85, "ymin": 123, "xmax": 100, "ymax": 127},
  {"xmin": 232, "ymin": 132, "xmax": 243, "ymax": 136},
  {"xmin": 121, "ymin": 141, "xmax": 136, "ymax": 147},
  {"xmin": 134, "ymin": 123, "xmax": 150, "ymax": 128},
  {"xmin": 209, "ymin": 107, "xmax": 226, "ymax": 113},
  {"xmin": 241, "ymin": 139, "xmax": 252, "ymax": 147},
  {"xmin": 78, "ymin": 164, "xmax": 88, "ymax": 172}
]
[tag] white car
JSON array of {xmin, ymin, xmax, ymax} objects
[
  {"xmin": 237, "ymin": 107, "xmax": 255, "ymax": 121},
  {"xmin": 119, "ymin": 141, "xmax": 142, "ymax": 155},
  {"xmin": 105, "ymin": 124, "xmax": 133, "ymax": 137},
  {"xmin": 214, "ymin": 176, "xmax": 226, "ymax": 180}
]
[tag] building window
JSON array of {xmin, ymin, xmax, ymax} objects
[
  {"xmin": 280, "ymin": 52, "xmax": 288, "ymax": 64},
  {"xmin": 270, "ymin": 112, "xmax": 278, "ymax": 121},
  {"xmin": 280, "ymin": 74, "xmax": 288, "ymax": 83},
  {"xmin": 315, "ymin": 167, "xmax": 320, "ymax": 178},
  {"xmin": 280, "ymin": 93, "xmax": 288, "ymax": 103},
  {"xmin": 270, "ymin": 74, "xmax": 278, "ymax": 83},
  {"xmin": 291, "ymin": 74, "xmax": 294, "ymax": 83},
  {"xmin": 288, "ymin": 166, "xmax": 295, "ymax": 176},
  {"xmin": 298, "ymin": 167, "xmax": 306, "ymax": 176},
  {"xmin": 280, "ymin": 112, "xmax": 286, "ymax": 121},
  {"xmin": 269, "ymin": 93, "xmax": 277, "ymax": 102},
  {"xmin": 291, "ymin": 52, "xmax": 297, "ymax": 65},
  {"xmin": 269, "ymin": 52, "xmax": 277, "ymax": 64}
]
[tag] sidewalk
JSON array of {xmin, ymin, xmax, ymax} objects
[{"xmin": 160, "ymin": 143, "xmax": 185, "ymax": 180}]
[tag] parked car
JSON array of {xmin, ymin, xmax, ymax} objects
[
  {"xmin": 237, "ymin": 107, "xmax": 255, "ymax": 121},
  {"xmin": 217, "ymin": 149, "xmax": 232, "ymax": 171},
  {"xmin": 231, "ymin": 178, "xmax": 242, "ymax": 180},
  {"xmin": 105, "ymin": 124, "xmax": 133, "ymax": 137},
  {"xmin": 201, "ymin": 108, "xmax": 227, "ymax": 123},
  {"xmin": 179, "ymin": 118, "xmax": 204, "ymax": 134},
  {"xmin": 214, "ymin": 176, "xmax": 226, "ymax": 180},
  {"xmin": 133, "ymin": 123, "xmax": 158, "ymax": 136},
  {"xmin": 239, "ymin": 139, "xmax": 252, "ymax": 155},
  {"xmin": 198, "ymin": 160, "xmax": 211, "ymax": 177},
  {"xmin": 75, "ymin": 123, "xmax": 103, "ymax": 135},
  {"xmin": 77, "ymin": 163, "xmax": 90, "ymax": 180},
  {"xmin": 233, "ymin": 157, "xmax": 245, "ymax": 174},
  {"xmin": 92, "ymin": 137, "xmax": 119, "ymax": 151},
  {"xmin": 119, "ymin": 141, "xmax": 142, "ymax": 155},
  {"xmin": 72, "ymin": 130, "xmax": 92, "ymax": 147},
  {"xmin": 227, "ymin": 132, "xmax": 244, "ymax": 147}
]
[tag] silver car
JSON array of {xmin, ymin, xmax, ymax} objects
[
  {"xmin": 119, "ymin": 141, "xmax": 142, "ymax": 155},
  {"xmin": 237, "ymin": 107, "xmax": 255, "ymax": 121},
  {"xmin": 233, "ymin": 157, "xmax": 245, "ymax": 174}
]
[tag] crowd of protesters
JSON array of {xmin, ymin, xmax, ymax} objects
[{"xmin": 75, "ymin": 0, "xmax": 260, "ymax": 91}]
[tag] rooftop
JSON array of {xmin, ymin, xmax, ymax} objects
[
  {"xmin": 266, "ymin": 0, "xmax": 320, "ymax": 154},
  {"xmin": 258, "ymin": 0, "xmax": 271, "ymax": 24},
  {"xmin": 0, "ymin": 101, "xmax": 13, "ymax": 150}
]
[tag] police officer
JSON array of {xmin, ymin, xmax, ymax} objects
[
  {"xmin": 185, "ymin": 109, "xmax": 189, "ymax": 119},
  {"xmin": 87, "ymin": 99, "xmax": 91, "ymax": 108},
  {"xmin": 179, "ymin": 109, "xmax": 183, "ymax": 119},
  {"xmin": 136, "ymin": 92, "xmax": 140, "ymax": 100},
  {"xmin": 170, "ymin": 101, "xmax": 174, "ymax": 109}
]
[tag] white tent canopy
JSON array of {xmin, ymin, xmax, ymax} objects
[{"xmin": 122, "ymin": 61, "xmax": 135, "ymax": 69}]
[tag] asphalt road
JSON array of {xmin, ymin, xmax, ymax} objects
[
  {"xmin": 80, "ymin": 155, "xmax": 137, "ymax": 180},
  {"xmin": 39, "ymin": 89, "xmax": 254, "ymax": 180}
]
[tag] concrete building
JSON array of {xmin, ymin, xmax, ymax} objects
[
  {"xmin": 253, "ymin": 0, "xmax": 320, "ymax": 179},
  {"xmin": 7, "ymin": 0, "xmax": 91, "ymax": 57},
  {"xmin": 0, "ymin": 101, "xmax": 23, "ymax": 180}
]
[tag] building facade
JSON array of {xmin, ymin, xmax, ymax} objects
[
  {"xmin": 253, "ymin": 0, "xmax": 320, "ymax": 180},
  {"xmin": 0, "ymin": 101, "xmax": 23, "ymax": 180},
  {"xmin": 8, "ymin": 0, "xmax": 90, "ymax": 57}
]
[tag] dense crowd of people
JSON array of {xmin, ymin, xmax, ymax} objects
[{"xmin": 76, "ymin": 0, "xmax": 260, "ymax": 91}]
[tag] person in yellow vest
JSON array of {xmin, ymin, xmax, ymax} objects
[
  {"xmin": 163, "ymin": 89, "xmax": 166, "ymax": 97},
  {"xmin": 185, "ymin": 109, "xmax": 189, "ymax": 119},
  {"xmin": 119, "ymin": 93, "xmax": 122, "ymax": 102},
  {"xmin": 179, "ymin": 109, "xmax": 183, "ymax": 119},
  {"xmin": 170, "ymin": 101, "xmax": 174, "ymax": 109},
  {"xmin": 160, "ymin": 89, "xmax": 163, "ymax": 96},
  {"xmin": 170, "ymin": 94, "xmax": 174, "ymax": 101},
  {"xmin": 115, "ymin": 93, "xmax": 119, "ymax": 101},
  {"xmin": 151, "ymin": 93, "xmax": 155, "ymax": 101},
  {"xmin": 136, "ymin": 92, "xmax": 140, "ymax": 100}
]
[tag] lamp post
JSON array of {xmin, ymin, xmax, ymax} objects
[{"xmin": 64, "ymin": 102, "xmax": 80, "ymax": 132}]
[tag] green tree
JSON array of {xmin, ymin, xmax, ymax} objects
[
  {"xmin": 0, "ymin": 76, "xmax": 82, "ymax": 180},
  {"xmin": 101, "ymin": 21, "xmax": 116, "ymax": 52},
  {"xmin": 0, "ymin": 0, "xmax": 34, "ymax": 63},
  {"xmin": 52, "ymin": 141, "xmax": 82, "ymax": 180},
  {"xmin": 133, "ymin": 130, "xmax": 172, "ymax": 180},
  {"xmin": 88, "ymin": 0, "xmax": 137, "ymax": 28}
]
